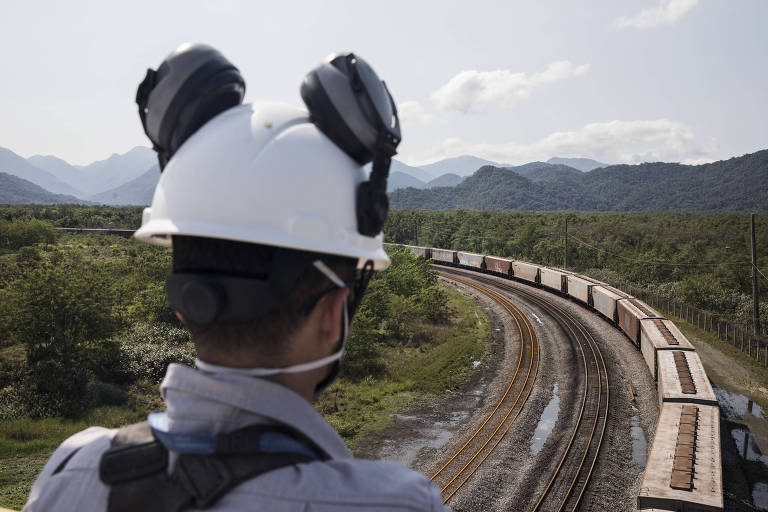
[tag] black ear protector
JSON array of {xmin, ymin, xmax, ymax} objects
[
  {"xmin": 136, "ymin": 43, "xmax": 245, "ymax": 169},
  {"xmin": 301, "ymin": 53, "xmax": 401, "ymax": 236}
]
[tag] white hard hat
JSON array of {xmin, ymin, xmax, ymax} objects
[{"xmin": 134, "ymin": 101, "xmax": 390, "ymax": 270}]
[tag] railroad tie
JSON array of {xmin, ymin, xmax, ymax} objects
[
  {"xmin": 670, "ymin": 406, "xmax": 699, "ymax": 491},
  {"xmin": 652, "ymin": 319, "xmax": 679, "ymax": 346},
  {"xmin": 673, "ymin": 351, "xmax": 697, "ymax": 394}
]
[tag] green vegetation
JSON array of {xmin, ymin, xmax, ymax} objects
[
  {"xmin": 0, "ymin": 204, "xmax": 143, "ymax": 229},
  {"xmin": 389, "ymin": 149, "xmax": 768, "ymax": 212},
  {"xmin": 385, "ymin": 210, "xmax": 768, "ymax": 333},
  {"xmin": 0, "ymin": 213, "xmax": 488, "ymax": 509},
  {"xmin": 318, "ymin": 285, "xmax": 487, "ymax": 447}
]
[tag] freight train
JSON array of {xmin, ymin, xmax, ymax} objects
[{"xmin": 389, "ymin": 243, "xmax": 723, "ymax": 511}]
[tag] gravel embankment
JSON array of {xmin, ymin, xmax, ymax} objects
[{"xmin": 359, "ymin": 270, "xmax": 659, "ymax": 512}]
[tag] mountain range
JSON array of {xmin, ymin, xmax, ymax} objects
[
  {"xmin": 389, "ymin": 150, "xmax": 768, "ymax": 212},
  {"xmin": 0, "ymin": 144, "xmax": 765, "ymax": 211}
]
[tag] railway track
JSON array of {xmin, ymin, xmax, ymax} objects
[
  {"xmin": 438, "ymin": 267, "xmax": 609, "ymax": 512},
  {"xmin": 431, "ymin": 272, "xmax": 540, "ymax": 505}
]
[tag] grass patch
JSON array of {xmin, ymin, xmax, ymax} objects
[
  {"xmin": 0, "ymin": 404, "xmax": 150, "ymax": 510},
  {"xmin": 316, "ymin": 286, "xmax": 488, "ymax": 449}
]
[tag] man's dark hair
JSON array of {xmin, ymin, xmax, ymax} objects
[{"xmin": 171, "ymin": 235, "xmax": 356, "ymax": 359}]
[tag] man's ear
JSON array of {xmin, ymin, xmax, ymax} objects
[
  {"xmin": 315, "ymin": 287, "xmax": 349, "ymax": 346},
  {"xmin": 175, "ymin": 311, "xmax": 186, "ymax": 324}
]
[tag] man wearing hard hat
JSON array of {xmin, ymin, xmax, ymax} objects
[{"xmin": 23, "ymin": 44, "xmax": 448, "ymax": 511}]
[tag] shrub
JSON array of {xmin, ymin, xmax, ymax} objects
[{"xmin": 117, "ymin": 322, "xmax": 194, "ymax": 383}]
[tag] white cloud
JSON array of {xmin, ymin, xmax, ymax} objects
[
  {"xmin": 616, "ymin": 0, "xmax": 698, "ymax": 29},
  {"xmin": 400, "ymin": 119, "xmax": 714, "ymax": 166},
  {"xmin": 397, "ymin": 100, "xmax": 435, "ymax": 126},
  {"xmin": 431, "ymin": 61, "xmax": 590, "ymax": 113}
]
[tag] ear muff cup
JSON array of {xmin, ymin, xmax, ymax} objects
[{"xmin": 300, "ymin": 71, "xmax": 371, "ymax": 166}]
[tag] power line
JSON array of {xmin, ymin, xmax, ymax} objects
[{"xmin": 567, "ymin": 233, "xmax": 750, "ymax": 268}]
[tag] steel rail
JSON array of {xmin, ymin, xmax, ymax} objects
[
  {"xmin": 437, "ymin": 267, "xmax": 609, "ymax": 512},
  {"xmin": 431, "ymin": 272, "xmax": 539, "ymax": 505}
]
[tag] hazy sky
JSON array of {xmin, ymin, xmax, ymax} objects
[{"xmin": 1, "ymin": 0, "xmax": 766, "ymax": 167}]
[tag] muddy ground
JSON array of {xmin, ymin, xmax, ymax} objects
[{"xmin": 355, "ymin": 271, "xmax": 659, "ymax": 511}]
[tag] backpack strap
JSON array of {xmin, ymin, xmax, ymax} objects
[{"xmin": 99, "ymin": 421, "xmax": 325, "ymax": 512}]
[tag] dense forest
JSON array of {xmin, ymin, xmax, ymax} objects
[
  {"xmin": 389, "ymin": 150, "xmax": 768, "ymax": 212},
  {"xmin": 384, "ymin": 210, "xmax": 768, "ymax": 334}
]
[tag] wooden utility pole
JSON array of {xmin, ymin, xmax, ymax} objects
[
  {"xmin": 564, "ymin": 217, "xmax": 568, "ymax": 271},
  {"xmin": 752, "ymin": 213, "xmax": 761, "ymax": 335}
]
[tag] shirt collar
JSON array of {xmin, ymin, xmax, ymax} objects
[{"xmin": 159, "ymin": 363, "xmax": 352, "ymax": 460}]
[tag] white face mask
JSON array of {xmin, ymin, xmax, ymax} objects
[{"xmin": 194, "ymin": 260, "xmax": 350, "ymax": 381}]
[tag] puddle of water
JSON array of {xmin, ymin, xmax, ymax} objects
[
  {"xmin": 731, "ymin": 428, "xmax": 768, "ymax": 508},
  {"xmin": 530, "ymin": 382, "xmax": 560, "ymax": 456},
  {"xmin": 630, "ymin": 415, "xmax": 648, "ymax": 468},
  {"xmin": 715, "ymin": 386, "xmax": 764, "ymax": 420},
  {"xmin": 731, "ymin": 428, "xmax": 768, "ymax": 467}
]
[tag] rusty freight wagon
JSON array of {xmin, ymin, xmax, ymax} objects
[
  {"xmin": 485, "ymin": 255, "xmax": 513, "ymax": 278},
  {"xmin": 511, "ymin": 261, "xmax": 540, "ymax": 285}
]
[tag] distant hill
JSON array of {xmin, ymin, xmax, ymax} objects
[
  {"xmin": 547, "ymin": 157, "xmax": 606, "ymax": 172},
  {"xmin": 418, "ymin": 155, "xmax": 501, "ymax": 178},
  {"xmin": 0, "ymin": 172, "xmax": 88, "ymax": 204},
  {"xmin": 389, "ymin": 150, "xmax": 768, "ymax": 212},
  {"xmin": 387, "ymin": 172, "xmax": 425, "ymax": 193},
  {"xmin": 389, "ymin": 159, "xmax": 433, "ymax": 183},
  {"xmin": 29, "ymin": 146, "xmax": 156, "ymax": 196},
  {"xmin": 0, "ymin": 147, "xmax": 83, "ymax": 196},
  {"xmin": 88, "ymin": 165, "xmax": 160, "ymax": 205},
  {"xmin": 425, "ymin": 173, "xmax": 463, "ymax": 188}
]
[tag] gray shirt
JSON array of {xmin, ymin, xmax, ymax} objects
[{"xmin": 23, "ymin": 364, "xmax": 449, "ymax": 511}]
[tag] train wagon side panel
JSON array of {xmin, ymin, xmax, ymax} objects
[
  {"xmin": 567, "ymin": 274, "xmax": 593, "ymax": 306},
  {"xmin": 512, "ymin": 261, "xmax": 540, "ymax": 284},
  {"xmin": 457, "ymin": 251, "xmax": 485, "ymax": 270},
  {"xmin": 485, "ymin": 256, "xmax": 513, "ymax": 277},
  {"xmin": 591, "ymin": 285, "xmax": 623, "ymax": 322},
  {"xmin": 540, "ymin": 267, "xmax": 567, "ymax": 293},
  {"xmin": 432, "ymin": 248, "xmax": 457, "ymax": 265}
]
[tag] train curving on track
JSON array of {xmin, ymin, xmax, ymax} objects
[{"xmin": 388, "ymin": 244, "xmax": 723, "ymax": 512}]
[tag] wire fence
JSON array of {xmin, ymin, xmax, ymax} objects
[{"xmin": 623, "ymin": 284, "xmax": 768, "ymax": 368}]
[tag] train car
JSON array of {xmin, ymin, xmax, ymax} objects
[
  {"xmin": 566, "ymin": 273, "xmax": 597, "ymax": 306},
  {"xmin": 617, "ymin": 298, "xmax": 664, "ymax": 348},
  {"xmin": 512, "ymin": 261, "xmax": 540, "ymax": 285},
  {"xmin": 431, "ymin": 248, "xmax": 458, "ymax": 266},
  {"xmin": 457, "ymin": 251, "xmax": 485, "ymax": 271},
  {"xmin": 485, "ymin": 255, "xmax": 513, "ymax": 278},
  {"xmin": 591, "ymin": 285, "xmax": 626, "ymax": 323},
  {"xmin": 640, "ymin": 318, "xmax": 696, "ymax": 381},
  {"xmin": 656, "ymin": 349, "xmax": 717, "ymax": 406},
  {"xmin": 540, "ymin": 267, "xmax": 568, "ymax": 294},
  {"xmin": 638, "ymin": 402, "xmax": 722, "ymax": 511},
  {"xmin": 405, "ymin": 245, "xmax": 432, "ymax": 259}
]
